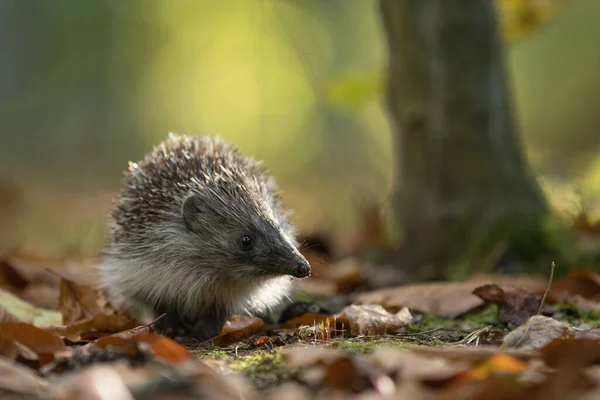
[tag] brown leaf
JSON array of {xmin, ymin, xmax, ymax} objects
[
  {"xmin": 357, "ymin": 275, "xmax": 548, "ymax": 317},
  {"xmin": 58, "ymin": 278, "xmax": 106, "ymax": 325},
  {"xmin": 210, "ymin": 315, "xmax": 265, "ymax": 347},
  {"xmin": 107, "ymin": 324, "xmax": 152, "ymax": 340},
  {"xmin": 49, "ymin": 314, "xmax": 140, "ymax": 342},
  {"xmin": 550, "ymin": 270, "xmax": 600, "ymax": 302},
  {"xmin": 473, "ymin": 284, "xmax": 541, "ymax": 325},
  {"xmin": 0, "ymin": 322, "xmax": 65, "ymax": 366},
  {"xmin": 92, "ymin": 336, "xmax": 144, "ymax": 359},
  {"xmin": 322, "ymin": 356, "xmax": 369, "ymax": 393},
  {"xmin": 337, "ymin": 304, "xmax": 412, "ymax": 336},
  {"xmin": 132, "ymin": 333, "xmax": 193, "ymax": 363},
  {"xmin": 541, "ymin": 337, "xmax": 600, "ymax": 369}
]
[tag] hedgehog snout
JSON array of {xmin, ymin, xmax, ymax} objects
[{"xmin": 293, "ymin": 260, "xmax": 311, "ymax": 278}]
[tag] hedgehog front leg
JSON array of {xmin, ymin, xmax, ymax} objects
[
  {"xmin": 185, "ymin": 308, "xmax": 228, "ymax": 342},
  {"xmin": 152, "ymin": 303, "xmax": 190, "ymax": 338}
]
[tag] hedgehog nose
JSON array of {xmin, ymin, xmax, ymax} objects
[{"xmin": 293, "ymin": 260, "xmax": 311, "ymax": 278}]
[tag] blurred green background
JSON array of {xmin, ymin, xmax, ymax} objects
[{"xmin": 0, "ymin": 0, "xmax": 599, "ymax": 258}]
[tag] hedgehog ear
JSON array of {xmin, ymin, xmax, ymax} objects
[{"xmin": 182, "ymin": 194, "xmax": 203, "ymax": 231}]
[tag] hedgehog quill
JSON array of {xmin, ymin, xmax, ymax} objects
[{"xmin": 98, "ymin": 134, "xmax": 311, "ymax": 341}]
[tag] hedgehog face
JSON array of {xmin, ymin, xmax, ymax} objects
[{"xmin": 181, "ymin": 187, "xmax": 310, "ymax": 280}]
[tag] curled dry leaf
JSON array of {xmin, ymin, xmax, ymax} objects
[
  {"xmin": 59, "ymin": 278, "xmax": 109, "ymax": 325},
  {"xmin": 210, "ymin": 315, "xmax": 265, "ymax": 347},
  {"xmin": 502, "ymin": 315, "xmax": 574, "ymax": 350},
  {"xmin": 473, "ymin": 284, "xmax": 541, "ymax": 325},
  {"xmin": 337, "ymin": 304, "xmax": 412, "ymax": 336}
]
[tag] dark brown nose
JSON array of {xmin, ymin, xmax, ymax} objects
[{"xmin": 293, "ymin": 260, "xmax": 311, "ymax": 278}]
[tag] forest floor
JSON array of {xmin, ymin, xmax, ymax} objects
[{"xmin": 2, "ymin": 218, "xmax": 600, "ymax": 399}]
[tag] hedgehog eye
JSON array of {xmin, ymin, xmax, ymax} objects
[{"xmin": 240, "ymin": 235, "xmax": 253, "ymax": 249}]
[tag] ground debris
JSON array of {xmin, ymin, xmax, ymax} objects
[{"xmin": 4, "ymin": 255, "xmax": 600, "ymax": 398}]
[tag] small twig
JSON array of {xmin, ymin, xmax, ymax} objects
[
  {"xmin": 506, "ymin": 261, "xmax": 556, "ymax": 349},
  {"xmin": 537, "ymin": 261, "xmax": 555, "ymax": 315}
]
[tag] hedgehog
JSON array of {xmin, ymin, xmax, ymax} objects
[{"xmin": 97, "ymin": 133, "xmax": 311, "ymax": 341}]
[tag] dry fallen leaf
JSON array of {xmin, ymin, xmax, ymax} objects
[
  {"xmin": 0, "ymin": 322, "xmax": 66, "ymax": 366},
  {"xmin": 502, "ymin": 315, "xmax": 574, "ymax": 350},
  {"xmin": 358, "ymin": 275, "xmax": 549, "ymax": 318},
  {"xmin": 338, "ymin": 304, "xmax": 412, "ymax": 336},
  {"xmin": 49, "ymin": 314, "xmax": 140, "ymax": 342},
  {"xmin": 59, "ymin": 278, "xmax": 107, "ymax": 325},
  {"xmin": 550, "ymin": 270, "xmax": 600, "ymax": 303},
  {"xmin": 322, "ymin": 355, "xmax": 370, "ymax": 393},
  {"xmin": 132, "ymin": 333, "xmax": 193, "ymax": 363},
  {"xmin": 540, "ymin": 337, "xmax": 600, "ymax": 369},
  {"xmin": 210, "ymin": 315, "xmax": 265, "ymax": 347},
  {"xmin": 457, "ymin": 353, "xmax": 528, "ymax": 382},
  {"xmin": 473, "ymin": 284, "xmax": 541, "ymax": 325}
]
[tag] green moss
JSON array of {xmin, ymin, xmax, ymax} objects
[
  {"xmin": 552, "ymin": 302, "xmax": 600, "ymax": 327},
  {"xmin": 326, "ymin": 338, "xmax": 415, "ymax": 354},
  {"xmin": 191, "ymin": 349, "xmax": 229, "ymax": 360},
  {"xmin": 229, "ymin": 350, "xmax": 289, "ymax": 388}
]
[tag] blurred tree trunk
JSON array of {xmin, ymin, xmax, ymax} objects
[{"xmin": 380, "ymin": 0, "xmax": 549, "ymax": 280}]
